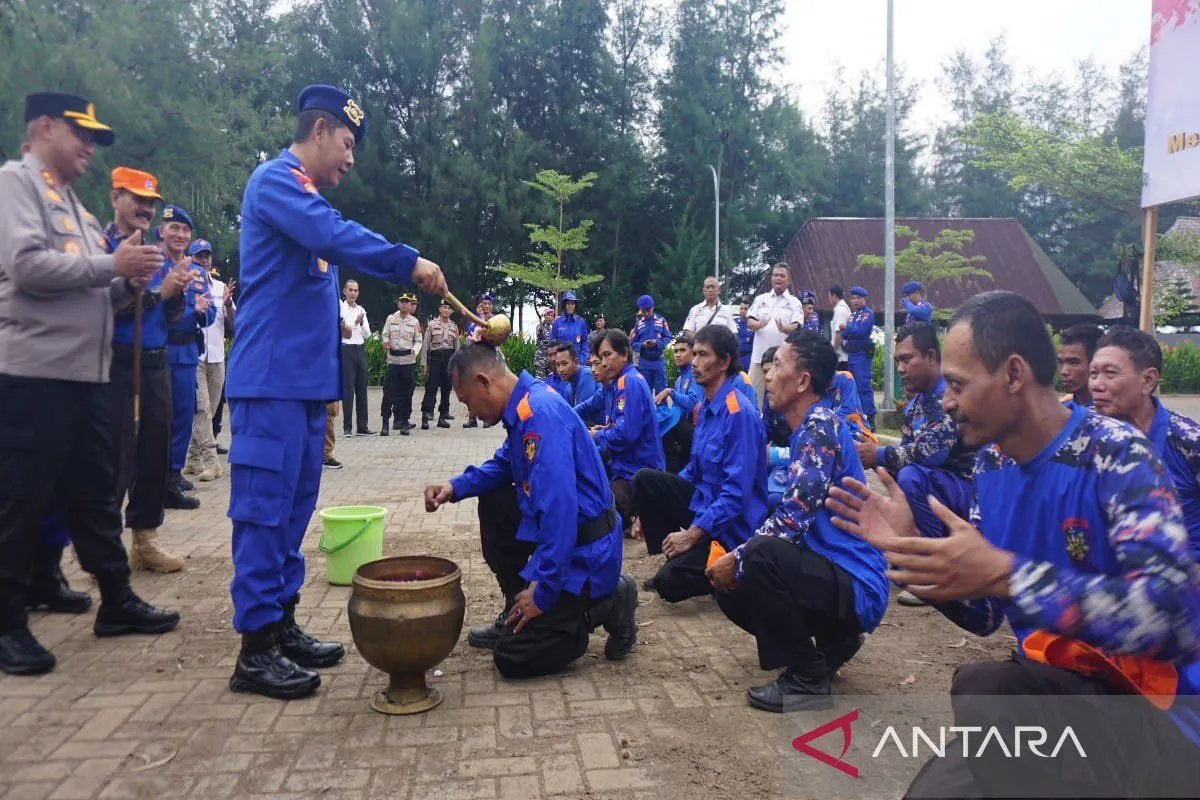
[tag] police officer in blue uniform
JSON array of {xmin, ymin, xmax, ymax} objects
[
  {"xmin": 629, "ymin": 294, "xmax": 670, "ymax": 393},
  {"xmin": 633, "ymin": 326, "xmax": 768, "ymax": 603},
  {"xmin": 838, "ymin": 286, "xmax": 876, "ymax": 428},
  {"xmin": 735, "ymin": 299, "xmax": 754, "ymax": 372},
  {"xmin": 424, "ymin": 344, "xmax": 637, "ymax": 676},
  {"xmin": 550, "ymin": 290, "xmax": 589, "ymax": 363},
  {"xmin": 164, "ymin": 207, "xmax": 214, "ymax": 509},
  {"xmin": 225, "ymin": 84, "xmax": 447, "ymax": 699},
  {"xmin": 799, "ymin": 291, "xmax": 820, "ymax": 333},
  {"xmin": 901, "ymin": 280, "xmax": 932, "ymax": 324}
]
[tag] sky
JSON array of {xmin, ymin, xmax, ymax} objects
[{"xmin": 781, "ymin": 0, "xmax": 1152, "ymax": 136}]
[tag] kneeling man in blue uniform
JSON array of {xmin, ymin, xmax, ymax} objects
[
  {"xmin": 425, "ymin": 344, "xmax": 638, "ymax": 678},
  {"xmin": 225, "ymin": 84, "xmax": 447, "ymax": 700}
]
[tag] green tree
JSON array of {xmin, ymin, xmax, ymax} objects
[
  {"xmin": 857, "ymin": 225, "xmax": 991, "ymax": 286},
  {"xmin": 1154, "ymin": 277, "xmax": 1199, "ymax": 328}
]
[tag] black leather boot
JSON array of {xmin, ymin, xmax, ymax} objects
[
  {"xmin": 0, "ymin": 626, "xmax": 56, "ymax": 675},
  {"xmin": 178, "ymin": 474, "xmax": 195, "ymax": 491},
  {"xmin": 437, "ymin": 416, "xmax": 451, "ymax": 429},
  {"xmin": 229, "ymin": 622, "xmax": 320, "ymax": 700},
  {"xmin": 380, "ymin": 420, "xmax": 389, "ymax": 437},
  {"xmin": 601, "ymin": 575, "xmax": 637, "ymax": 661},
  {"xmin": 818, "ymin": 633, "xmax": 866, "ymax": 677},
  {"xmin": 467, "ymin": 606, "xmax": 508, "ymax": 650},
  {"xmin": 164, "ymin": 473, "xmax": 200, "ymax": 510},
  {"xmin": 93, "ymin": 586, "xmax": 181, "ymax": 637},
  {"xmin": 421, "ymin": 413, "xmax": 431, "ymax": 431},
  {"xmin": 278, "ymin": 595, "xmax": 344, "ymax": 668},
  {"xmin": 463, "ymin": 417, "xmax": 478, "ymax": 429},
  {"xmin": 746, "ymin": 654, "xmax": 832, "ymax": 713},
  {"xmin": 27, "ymin": 546, "xmax": 92, "ymax": 614}
]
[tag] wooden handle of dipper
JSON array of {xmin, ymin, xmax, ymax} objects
[{"xmin": 442, "ymin": 290, "xmax": 489, "ymax": 329}]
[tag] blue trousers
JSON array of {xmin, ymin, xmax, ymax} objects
[
  {"xmin": 897, "ymin": 464, "xmax": 972, "ymax": 540},
  {"xmin": 169, "ymin": 363, "xmax": 197, "ymax": 472},
  {"xmin": 637, "ymin": 361, "xmax": 667, "ymax": 394},
  {"xmin": 228, "ymin": 399, "xmax": 326, "ymax": 633},
  {"xmin": 848, "ymin": 352, "xmax": 876, "ymax": 418}
]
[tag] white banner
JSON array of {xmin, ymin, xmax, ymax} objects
[{"xmin": 1142, "ymin": 0, "xmax": 1200, "ymax": 208}]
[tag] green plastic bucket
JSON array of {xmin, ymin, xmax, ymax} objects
[{"xmin": 318, "ymin": 506, "xmax": 387, "ymax": 585}]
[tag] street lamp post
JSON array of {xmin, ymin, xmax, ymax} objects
[
  {"xmin": 883, "ymin": 0, "xmax": 897, "ymax": 409},
  {"xmin": 707, "ymin": 130, "xmax": 729, "ymax": 285}
]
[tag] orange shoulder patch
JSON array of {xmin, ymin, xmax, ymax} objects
[
  {"xmin": 725, "ymin": 391, "xmax": 741, "ymax": 414},
  {"xmin": 617, "ymin": 375, "xmax": 627, "ymax": 390},
  {"xmin": 289, "ymin": 168, "xmax": 318, "ymax": 194},
  {"xmin": 516, "ymin": 395, "xmax": 534, "ymax": 421}
]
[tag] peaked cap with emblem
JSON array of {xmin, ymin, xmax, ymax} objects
[
  {"xmin": 24, "ymin": 92, "xmax": 115, "ymax": 146},
  {"xmin": 297, "ymin": 84, "xmax": 367, "ymax": 144}
]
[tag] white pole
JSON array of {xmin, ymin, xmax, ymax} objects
[
  {"xmin": 883, "ymin": 0, "xmax": 897, "ymax": 410},
  {"xmin": 708, "ymin": 165, "xmax": 720, "ymax": 284}
]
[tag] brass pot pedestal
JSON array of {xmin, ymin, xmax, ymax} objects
[{"xmin": 370, "ymin": 674, "xmax": 444, "ymax": 716}]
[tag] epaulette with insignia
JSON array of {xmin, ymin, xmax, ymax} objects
[
  {"xmin": 725, "ymin": 391, "xmax": 741, "ymax": 414},
  {"xmin": 289, "ymin": 168, "xmax": 318, "ymax": 194}
]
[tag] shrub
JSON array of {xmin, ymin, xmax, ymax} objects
[
  {"xmin": 366, "ymin": 334, "xmax": 429, "ymax": 387},
  {"xmin": 1162, "ymin": 343, "xmax": 1200, "ymax": 394},
  {"xmin": 501, "ymin": 334, "xmax": 536, "ymax": 376}
]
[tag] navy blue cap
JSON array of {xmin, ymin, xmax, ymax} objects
[
  {"xmin": 800, "ymin": 290, "xmax": 816, "ymax": 303},
  {"xmin": 478, "ymin": 292, "xmax": 495, "ymax": 304},
  {"xmin": 901, "ymin": 281, "xmax": 922, "ymax": 295},
  {"xmin": 161, "ymin": 204, "xmax": 194, "ymax": 229},
  {"xmin": 187, "ymin": 239, "xmax": 212, "ymax": 256},
  {"xmin": 850, "ymin": 286, "xmax": 868, "ymax": 298},
  {"xmin": 297, "ymin": 84, "xmax": 367, "ymax": 144},
  {"xmin": 561, "ymin": 291, "xmax": 578, "ymax": 303},
  {"xmin": 637, "ymin": 294, "xmax": 654, "ymax": 310}
]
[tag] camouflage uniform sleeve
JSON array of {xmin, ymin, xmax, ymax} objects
[
  {"xmin": 1168, "ymin": 412, "xmax": 1200, "ymax": 490},
  {"xmin": 881, "ymin": 394, "xmax": 958, "ymax": 474}
]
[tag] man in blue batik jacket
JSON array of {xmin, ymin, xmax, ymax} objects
[
  {"xmin": 901, "ymin": 280, "xmax": 932, "ymax": 324},
  {"xmin": 829, "ymin": 292, "xmax": 1200, "ymax": 797},
  {"xmin": 225, "ymin": 84, "xmax": 447, "ymax": 701},
  {"xmin": 838, "ymin": 286, "xmax": 876, "ymax": 427},
  {"xmin": 425, "ymin": 344, "xmax": 637, "ymax": 677}
]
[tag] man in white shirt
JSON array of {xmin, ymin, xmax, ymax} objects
[
  {"xmin": 746, "ymin": 263, "xmax": 801, "ymax": 403},
  {"xmin": 340, "ymin": 279, "xmax": 374, "ymax": 436},
  {"xmin": 185, "ymin": 241, "xmax": 235, "ymax": 481},
  {"xmin": 682, "ymin": 276, "xmax": 738, "ymax": 336},
  {"xmin": 828, "ymin": 284, "xmax": 851, "ymax": 370}
]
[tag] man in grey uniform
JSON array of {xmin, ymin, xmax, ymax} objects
[{"xmin": 0, "ymin": 92, "xmax": 182, "ymax": 676}]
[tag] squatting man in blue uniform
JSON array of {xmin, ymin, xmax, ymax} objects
[
  {"xmin": 828, "ymin": 292, "xmax": 1200, "ymax": 796},
  {"xmin": 224, "ymin": 84, "xmax": 448, "ymax": 700},
  {"xmin": 707, "ymin": 330, "xmax": 888, "ymax": 713},
  {"xmin": 632, "ymin": 326, "xmax": 768, "ymax": 604},
  {"xmin": 423, "ymin": 344, "xmax": 637, "ymax": 677}
]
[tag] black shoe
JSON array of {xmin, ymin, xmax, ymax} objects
[
  {"xmin": 641, "ymin": 576, "xmax": 657, "ymax": 593},
  {"xmin": 467, "ymin": 609, "xmax": 507, "ymax": 650},
  {"xmin": 229, "ymin": 623, "xmax": 320, "ymax": 700},
  {"xmin": 356, "ymin": 429, "xmax": 375, "ymax": 437},
  {"xmin": 818, "ymin": 633, "xmax": 865, "ymax": 677},
  {"xmin": 463, "ymin": 418, "xmax": 478, "ymax": 429},
  {"xmin": 421, "ymin": 413, "xmax": 431, "ymax": 431},
  {"xmin": 380, "ymin": 421, "xmax": 389, "ymax": 437},
  {"xmin": 94, "ymin": 589, "xmax": 181, "ymax": 637},
  {"xmin": 482, "ymin": 420, "xmax": 496, "ymax": 429},
  {"xmin": 178, "ymin": 475, "xmax": 195, "ymax": 491},
  {"xmin": 323, "ymin": 457, "xmax": 343, "ymax": 470},
  {"xmin": 602, "ymin": 575, "xmax": 637, "ymax": 661},
  {"xmin": 344, "ymin": 428, "xmax": 353, "ymax": 437},
  {"xmin": 400, "ymin": 424, "xmax": 411, "ymax": 436},
  {"xmin": 279, "ymin": 595, "xmax": 344, "ymax": 669},
  {"xmin": 746, "ymin": 658, "xmax": 832, "ymax": 713},
  {"xmin": 437, "ymin": 418, "xmax": 450, "ymax": 429},
  {"xmin": 27, "ymin": 548, "xmax": 92, "ymax": 614},
  {"xmin": 444, "ymin": 413, "xmax": 455, "ymax": 421},
  {"xmin": 164, "ymin": 489, "xmax": 200, "ymax": 510},
  {"xmin": 0, "ymin": 627, "xmax": 56, "ymax": 675},
  {"xmin": 216, "ymin": 445, "xmax": 229, "ymax": 455}
]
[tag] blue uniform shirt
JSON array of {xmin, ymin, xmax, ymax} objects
[
  {"xmin": 903, "ymin": 297, "xmax": 933, "ymax": 324},
  {"xmin": 449, "ymin": 373, "xmax": 621, "ymax": 611},
  {"xmin": 546, "ymin": 365, "xmax": 597, "ymax": 408},
  {"xmin": 550, "ymin": 314, "xmax": 589, "ymax": 362},
  {"xmin": 733, "ymin": 403, "xmax": 889, "ymax": 632},
  {"xmin": 630, "ymin": 313, "xmax": 670, "ymax": 363},
  {"xmin": 227, "ymin": 149, "xmax": 419, "ymax": 400},
  {"xmin": 732, "ymin": 370, "xmax": 756, "ymax": 406},
  {"xmin": 877, "ymin": 376, "xmax": 975, "ymax": 478},
  {"xmin": 1146, "ymin": 398, "xmax": 1200, "ymax": 558},
  {"xmin": 802, "ymin": 309, "xmax": 820, "ymax": 333},
  {"xmin": 679, "ymin": 376, "xmax": 768, "ymax": 550},
  {"xmin": 821, "ymin": 371, "xmax": 864, "ymax": 422},
  {"xmin": 668, "ymin": 363, "xmax": 704, "ymax": 416},
  {"xmin": 938, "ymin": 408, "xmax": 1200, "ymax": 743},
  {"xmin": 168, "ymin": 263, "xmax": 216, "ymax": 366},
  {"xmin": 843, "ymin": 306, "xmax": 875, "ymax": 353},
  {"xmin": 106, "ymin": 226, "xmax": 180, "ymax": 350},
  {"xmin": 736, "ymin": 316, "xmax": 754, "ymax": 372},
  {"xmin": 576, "ymin": 363, "xmax": 664, "ymax": 480}
]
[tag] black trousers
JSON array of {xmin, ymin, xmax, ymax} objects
[
  {"xmin": 340, "ymin": 343, "xmax": 369, "ymax": 433},
  {"xmin": 905, "ymin": 658, "xmax": 1200, "ymax": 799},
  {"xmin": 212, "ymin": 385, "xmax": 226, "ymax": 436},
  {"xmin": 0, "ymin": 375, "xmax": 131, "ymax": 631},
  {"xmin": 381, "ymin": 363, "xmax": 415, "ymax": 424},
  {"xmin": 421, "ymin": 349, "xmax": 454, "ymax": 418},
  {"xmin": 631, "ymin": 469, "xmax": 712, "ymax": 602},
  {"xmin": 110, "ymin": 355, "xmax": 171, "ymax": 530},
  {"xmin": 716, "ymin": 536, "xmax": 860, "ymax": 670},
  {"xmin": 610, "ymin": 477, "xmax": 634, "ymax": 535},
  {"xmin": 662, "ymin": 417, "xmax": 693, "ymax": 475},
  {"xmin": 476, "ymin": 487, "xmax": 606, "ymax": 679}
]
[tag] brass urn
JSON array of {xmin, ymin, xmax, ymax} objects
[{"xmin": 348, "ymin": 556, "xmax": 465, "ymax": 715}]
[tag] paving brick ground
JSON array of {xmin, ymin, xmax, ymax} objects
[{"xmin": 1, "ymin": 388, "xmax": 1016, "ymax": 800}]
